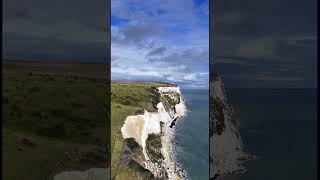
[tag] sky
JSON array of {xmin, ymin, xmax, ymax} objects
[
  {"xmin": 3, "ymin": 0, "xmax": 109, "ymax": 63},
  {"xmin": 211, "ymin": 0, "xmax": 317, "ymax": 88},
  {"xmin": 111, "ymin": 0, "xmax": 209, "ymax": 89},
  {"xmin": 3, "ymin": 0, "xmax": 316, "ymax": 88}
]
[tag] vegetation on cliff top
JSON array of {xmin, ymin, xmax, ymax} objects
[
  {"xmin": 160, "ymin": 93, "xmax": 180, "ymax": 113},
  {"xmin": 146, "ymin": 133, "xmax": 164, "ymax": 164},
  {"xmin": 210, "ymin": 73, "xmax": 219, "ymax": 81},
  {"xmin": 2, "ymin": 60, "xmax": 109, "ymax": 180}
]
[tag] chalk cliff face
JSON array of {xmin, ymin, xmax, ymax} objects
[
  {"xmin": 210, "ymin": 75, "xmax": 253, "ymax": 180},
  {"xmin": 121, "ymin": 86, "xmax": 187, "ymax": 179}
]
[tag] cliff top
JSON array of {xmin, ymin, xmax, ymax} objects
[
  {"xmin": 111, "ymin": 81, "xmax": 177, "ymax": 87},
  {"xmin": 210, "ymin": 73, "xmax": 220, "ymax": 82},
  {"xmin": 3, "ymin": 60, "xmax": 108, "ymax": 79}
]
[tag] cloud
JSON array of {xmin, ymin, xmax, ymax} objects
[
  {"xmin": 210, "ymin": 0, "xmax": 317, "ymax": 88},
  {"xmin": 148, "ymin": 47, "xmax": 208, "ymax": 66},
  {"xmin": 256, "ymin": 75, "xmax": 304, "ymax": 81},
  {"xmin": 235, "ymin": 38, "xmax": 276, "ymax": 59},
  {"xmin": 112, "ymin": 22, "xmax": 161, "ymax": 47},
  {"xmin": 111, "ymin": 0, "xmax": 209, "ymax": 89},
  {"xmin": 286, "ymin": 36, "xmax": 317, "ymax": 47},
  {"xmin": 184, "ymin": 73, "xmax": 198, "ymax": 81},
  {"xmin": 3, "ymin": 0, "xmax": 109, "ymax": 62},
  {"xmin": 147, "ymin": 46, "xmax": 167, "ymax": 56}
]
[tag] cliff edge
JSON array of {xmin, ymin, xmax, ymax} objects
[
  {"xmin": 210, "ymin": 74, "xmax": 253, "ymax": 180},
  {"xmin": 111, "ymin": 83, "xmax": 187, "ymax": 180}
]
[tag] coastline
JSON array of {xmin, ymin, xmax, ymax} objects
[
  {"xmin": 160, "ymin": 115, "xmax": 188, "ymax": 179},
  {"xmin": 120, "ymin": 86, "xmax": 188, "ymax": 179}
]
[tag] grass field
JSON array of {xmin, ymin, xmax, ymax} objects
[
  {"xmin": 2, "ymin": 60, "xmax": 110, "ymax": 180},
  {"xmin": 110, "ymin": 81, "xmax": 175, "ymax": 180}
]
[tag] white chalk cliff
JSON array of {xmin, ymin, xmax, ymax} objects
[
  {"xmin": 121, "ymin": 86, "xmax": 187, "ymax": 179},
  {"xmin": 210, "ymin": 75, "xmax": 253, "ymax": 180}
]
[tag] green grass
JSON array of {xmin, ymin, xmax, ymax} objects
[
  {"xmin": 160, "ymin": 93, "xmax": 180, "ymax": 112},
  {"xmin": 2, "ymin": 60, "xmax": 175, "ymax": 179},
  {"xmin": 2, "ymin": 61, "xmax": 109, "ymax": 180},
  {"xmin": 3, "ymin": 128, "xmax": 106, "ymax": 180},
  {"xmin": 4, "ymin": 74, "xmax": 106, "ymax": 142}
]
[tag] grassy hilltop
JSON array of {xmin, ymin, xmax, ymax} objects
[
  {"xmin": 2, "ymin": 60, "xmax": 177, "ymax": 180},
  {"xmin": 2, "ymin": 60, "xmax": 109, "ymax": 180},
  {"xmin": 111, "ymin": 81, "xmax": 176, "ymax": 180}
]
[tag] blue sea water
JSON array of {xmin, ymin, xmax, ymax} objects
[
  {"xmin": 175, "ymin": 89, "xmax": 209, "ymax": 180},
  {"xmin": 222, "ymin": 88, "xmax": 317, "ymax": 180}
]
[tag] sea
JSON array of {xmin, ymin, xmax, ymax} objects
[
  {"xmin": 174, "ymin": 89, "xmax": 209, "ymax": 180},
  {"xmin": 222, "ymin": 88, "xmax": 317, "ymax": 180}
]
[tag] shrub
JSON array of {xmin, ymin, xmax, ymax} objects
[{"xmin": 146, "ymin": 133, "xmax": 163, "ymax": 163}]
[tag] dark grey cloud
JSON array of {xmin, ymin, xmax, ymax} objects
[
  {"xmin": 148, "ymin": 47, "xmax": 208, "ymax": 66},
  {"xmin": 111, "ymin": 23, "xmax": 162, "ymax": 48},
  {"xmin": 3, "ymin": 0, "xmax": 109, "ymax": 63},
  {"xmin": 210, "ymin": 0, "xmax": 317, "ymax": 88},
  {"xmin": 147, "ymin": 46, "xmax": 167, "ymax": 56},
  {"xmin": 122, "ymin": 23, "xmax": 159, "ymax": 43}
]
